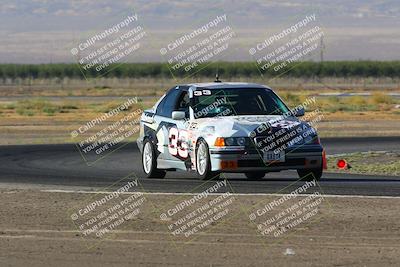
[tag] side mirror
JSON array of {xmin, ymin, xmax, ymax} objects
[
  {"xmin": 293, "ymin": 107, "xmax": 305, "ymax": 117},
  {"xmin": 172, "ymin": 111, "xmax": 186, "ymax": 120}
]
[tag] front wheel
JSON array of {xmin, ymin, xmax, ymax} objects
[
  {"xmin": 196, "ymin": 140, "xmax": 219, "ymax": 180},
  {"xmin": 142, "ymin": 139, "xmax": 166, "ymax": 179},
  {"xmin": 297, "ymin": 167, "xmax": 322, "ymax": 181}
]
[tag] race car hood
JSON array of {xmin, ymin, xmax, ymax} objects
[{"xmin": 193, "ymin": 115, "xmax": 308, "ymax": 137}]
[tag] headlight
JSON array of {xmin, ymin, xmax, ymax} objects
[
  {"xmin": 304, "ymin": 135, "xmax": 320, "ymax": 144},
  {"xmin": 225, "ymin": 138, "xmax": 235, "ymax": 146},
  {"xmin": 237, "ymin": 137, "xmax": 246, "ymax": 146},
  {"xmin": 214, "ymin": 137, "xmax": 249, "ymax": 147},
  {"xmin": 304, "ymin": 135, "xmax": 314, "ymax": 144}
]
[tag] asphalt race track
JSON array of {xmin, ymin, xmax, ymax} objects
[{"xmin": 0, "ymin": 137, "xmax": 399, "ymax": 196}]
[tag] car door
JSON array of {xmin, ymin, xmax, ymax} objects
[{"xmin": 153, "ymin": 86, "xmax": 190, "ymax": 170}]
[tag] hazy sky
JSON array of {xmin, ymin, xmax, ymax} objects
[{"xmin": 0, "ymin": 0, "xmax": 399, "ymax": 63}]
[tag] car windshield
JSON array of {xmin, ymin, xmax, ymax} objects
[{"xmin": 192, "ymin": 88, "xmax": 290, "ymax": 118}]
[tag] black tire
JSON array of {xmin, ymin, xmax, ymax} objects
[
  {"xmin": 196, "ymin": 139, "xmax": 219, "ymax": 180},
  {"xmin": 142, "ymin": 139, "xmax": 166, "ymax": 179},
  {"xmin": 244, "ymin": 172, "xmax": 265, "ymax": 180},
  {"xmin": 297, "ymin": 167, "xmax": 322, "ymax": 181}
]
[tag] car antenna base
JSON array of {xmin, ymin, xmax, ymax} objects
[{"xmin": 214, "ymin": 72, "xmax": 222, "ymax": 83}]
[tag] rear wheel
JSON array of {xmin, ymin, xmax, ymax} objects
[
  {"xmin": 142, "ymin": 139, "xmax": 166, "ymax": 179},
  {"xmin": 297, "ymin": 167, "xmax": 322, "ymax": 181},
  {"xmin": 245, "ymin": 172, "xmax": 265, "ymax": 180},
  {"xmin": 196, "ymin": 140, "xmax": 219, "ymax": 180}
]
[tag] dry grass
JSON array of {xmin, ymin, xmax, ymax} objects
[
  {"xmin": 0, "ymin": 106, "xmax": 399, "ymax": 144},
  {"xmin": 0, "ymin": 77, "xmax": 399, "ymax": 97},
  {"xmin": 0, "ymin": 78, "xmax": 398, "ymax": 145}
]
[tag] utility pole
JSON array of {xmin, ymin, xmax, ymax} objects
[{"xmin": 320, "ymin": 36, "xmax": 325, "ymax": 63}]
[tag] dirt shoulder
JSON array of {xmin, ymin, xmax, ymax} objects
[
  {"xmin": 327, "ymin": 151, "xmax": 400, "ymax": 176},
  {"xmin": 0, "ymin": 189, "xmax": 399, "ymax": 266}
]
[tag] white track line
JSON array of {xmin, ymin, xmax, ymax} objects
[{"xmin": 40, "ymin": 189, "xmax": 400, "ymax": 199}]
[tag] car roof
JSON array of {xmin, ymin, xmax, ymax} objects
[{"xmin": 180, "ymin": 82, "xmax": 271, "ymax": 90}]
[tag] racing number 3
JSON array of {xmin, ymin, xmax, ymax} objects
[{"xmin": 168, "ymin": 128, "xmax": 188, "ymax": 158}]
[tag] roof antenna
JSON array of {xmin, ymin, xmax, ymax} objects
[{"xmin": 214, "ymin": 67, "xmax": 221, "ymax": 83}]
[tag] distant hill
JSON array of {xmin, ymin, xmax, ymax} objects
[{"xmin": 0, "ymin": 0, "xmax": 399, "ymax": 63}]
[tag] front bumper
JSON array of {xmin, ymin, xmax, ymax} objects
[{"xmin": 209, "ymin": 145, "xmax": 323, "ymax": 172}]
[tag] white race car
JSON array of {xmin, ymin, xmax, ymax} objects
[{"xmin": 137, "ymin": 82, "xmax": 325, "ymax": 181}]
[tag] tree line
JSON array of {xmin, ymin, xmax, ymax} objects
[{"xmin": 0, "ymin": 61, "xmax": 399, "ymax": 79}]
